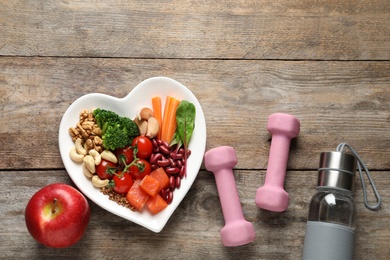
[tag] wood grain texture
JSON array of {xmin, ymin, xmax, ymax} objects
[
  {"xmin": 0, "ymin": 0, "xmax": 389, "ymax": 60},
  {"xmin": 0, "ymin": 57, "xmax": 389, "ymax": 170},
  {"xmin": 1, "ymin": 170, "xmax": 389, "ymax": 259}
]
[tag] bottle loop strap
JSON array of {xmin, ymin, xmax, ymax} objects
[{"xmin": 336, "ymin": 143, "xmax": 381, "ymax": 210}]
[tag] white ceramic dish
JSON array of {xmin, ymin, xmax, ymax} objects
[{"xmin": 59, "ymin": 76, "xmax": 206, "ymax": 232}]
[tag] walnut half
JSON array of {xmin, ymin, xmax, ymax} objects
[{"xmin": 69, "ymin": 109, "xmax": 103, "ymax": 153}]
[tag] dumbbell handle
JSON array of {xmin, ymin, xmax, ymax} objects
[
  {"xmin": 213, "ymin": 168, "xmax": 245, "ymax": 223},
  {"xmin": 265, "ymin": 134, "xmax": 293, "ymax": 187}
]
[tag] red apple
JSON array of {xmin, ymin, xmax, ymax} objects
[{"xmin": 25, "ymin": 183, "xmax": 90, "ymax": 248}]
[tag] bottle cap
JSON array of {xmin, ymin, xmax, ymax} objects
[
  {"xmin": 317, "ymin": 143, "xmax": 381, "ymax": 210},
  {"xmin": 318, "ymin": 151, "xmax": 357, "ymax": 191}
]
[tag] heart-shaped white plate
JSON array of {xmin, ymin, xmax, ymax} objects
[{"xmin": 59, "ymin": 77, "xmax": 206, "ymax": 232}]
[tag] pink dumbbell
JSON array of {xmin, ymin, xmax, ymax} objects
[
  {"xmin": 255, "ymin": 113, "xmax": 300, "ymax": 212},
  {"xmin": 204, "ymin": 146, "xmax": 256, "ymax": 247}
]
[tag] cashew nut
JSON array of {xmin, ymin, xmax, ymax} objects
[
  {"xmin": 92, "ymin": 175, "xmax": 109, "ymax": 188},
  {"xmin": 89, "ymin": 149, "xmax": 101, "ymax": 165},
  {"xmin": 75, "ymin": 138, "xmax": 87, "ymax": 156},
  {"xmin": 146, "ymin": 116, "xmax": 160, "ymax": 138},
  {"xmin": 69, "ymin": 146, "xmax": 84, "ymax": 163},
  {"xmin": 101, "ymin": 150, "xmax": 118, "ymax": 163},
  {"xmin": 83, "ymin": 155, "xmax": 96, "ymax": 174},
  {"xmin": 83, "ymin": 163, "xmax": 94, "ymax": 178}
]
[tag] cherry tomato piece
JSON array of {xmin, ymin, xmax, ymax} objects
[
  {"xmin": 96, "ymin": 159, "xmax": 117, "ymax": 180},
  {"xmin": 112, "ymin": 172, "xmax": 134, "ymax": 194},
  {"xmin": 115, "ymin": 146, "xmax": 134, "ymax": 166},
  {"xmin": 132, "ymin": 136, "xmax": 153, "ymax": 159},
  {"xmin": 129, "ymin": 159, "xmax": 152, "ymax": 180}
]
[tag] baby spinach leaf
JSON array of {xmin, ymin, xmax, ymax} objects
[
  {"xmin": 175, "ymin": 100, "xmax": 196, "ymax": 150},
  {"xmin": 170, "ymin": 100, "xmax": 196, "ymax": 177}
]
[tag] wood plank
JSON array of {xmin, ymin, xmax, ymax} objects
[
  {"xmin": 1, "ymin": 0, "xmax": 389, "ymax": 60},
  {"xmin": 0, "ymin": 57, "xmax": 389, "ymax": 170},
  {"xmin": 1, "ymin": 170, "xmax": 388, "ymax": 259}
]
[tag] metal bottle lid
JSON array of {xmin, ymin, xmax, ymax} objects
[{"xmin": 318, "ymin": 151, "xmax": 357, "ymax": 192}]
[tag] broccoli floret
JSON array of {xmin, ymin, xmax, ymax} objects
[{"xmin": 93, "ymin": 108, "xmax": 139, "ymax": 151}]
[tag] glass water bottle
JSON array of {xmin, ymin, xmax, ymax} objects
[{"xmin": 302, "ymin": 151, "xmax": 357, "ymax": 260}]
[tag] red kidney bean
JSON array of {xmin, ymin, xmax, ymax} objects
[
  {"xmin": 168, "ymin": 157, "xmax": 176, "ymax": 167},
  {"xmin": 179, "ymin": 166, "xmax": 186, "ymax": 179},
  {"xmin": 152, "ymin": 138, "xmax": 158, "ymax": 148},
  {"xmin": 175, "ymin": 159, "xmax": 182, "ymax": 169},
  {"xmin": 157, "ymin": 158, "xmax": 170, "ymax": 167},
  {"xmin": 161, "ymin": 188, "xmax": 167, "ymax": 200},
  {"xmin": 159, "ymin": 145, "xmax": 170, "ymax": 155},
  {"xmin": 166, "ymin": 167, "xmax": 180, "ymax": 175},
  {"xmin": 158, "ymin": 140, "xmax": 169, "ymax": 148},
  {"xmin": 151, "ymin": 164, "xmax": 159, "ymax": 171},
  {"xmin": 149, "ymin": 153, "xmax": 156, "ymax": 164},
  {"xmin": 170, "ymin": 152, "xmax": 183, "ymax": 160},
  {"xmin": 175, "ymin": 176, "xmax": 181, "ymax": 189},
  {"xmin": 150, "ymin": 153, "xmax": 163, "ymax": 164},
  {"xmin": 156, "ymin": 139, "xmax": 163, "ymax": 146},
  {"xmin": 178, "ymin": 148, "xmax": 185, "ymax": 155},
  {"xmin": 166, "ymin": 190, "xmax": 173, "ymax": 204},
  {"xmin": 169, "ymin": 176, "xmax": 176, "ymax": 190}
]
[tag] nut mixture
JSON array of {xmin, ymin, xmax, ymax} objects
[
  {"xmin": 68, "ymin": 109, "xmax": 137, "ymax": 211},
  {"xmin": 69, "ymin": 109, "xmax": 103, "ymax": 153}
]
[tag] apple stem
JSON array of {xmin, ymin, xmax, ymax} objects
[{"xmin": 52, "ymin": 198, "xmax": 58, "ymax": 214}]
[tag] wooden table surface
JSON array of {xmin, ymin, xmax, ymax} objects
[{"xmin": 1, "ymin": 1, "xmax": 389, "ymax": 259}]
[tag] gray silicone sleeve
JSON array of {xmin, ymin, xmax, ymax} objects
[{"xmin": 302, "ymin": 221, "xmax": 355, "ymax": 260}]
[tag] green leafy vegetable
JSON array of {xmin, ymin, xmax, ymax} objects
[
  {"xmin": 93, "ymin": 108, "xmax": 139, "ymax": 151},
  {"xmin": 171, "ymin": 100, "xmax": 196, "ymax": 177}
]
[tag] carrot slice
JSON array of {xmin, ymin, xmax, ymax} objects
[
  {"xmin": 149, "ymin": 167, "xmax": 169, "ymax": 192},
  {"xmin": 160, "ymin": 96, "xmax": 172, "ymax": 142},
  {"xmin": 126, "ymin": 179, "xmax": 150, "ymax": 212},
  {"xmin": 152, "ymin": 96, "xmax": 163, "ymax": 140},
  {"xmin": 140, "ymin": 175, "xmax": 161, "ymax": 197},
  {"xmin": 146, "ymin": 194, "xmax": 168, "ymax": 215},
  {"xmin": 161, "ymin": 96, "xmax": 180, "ymax": 144}
]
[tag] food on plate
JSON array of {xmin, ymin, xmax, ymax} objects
[
  {"xmin": 93, "ymin": 108, "xmax": 139, "ymax": 151},
  {"xmin": 25, "ymin": 183, "xmax": 90, "ymax": 248},
  {"xmin": 152, "ymin": 96, "xmax": 163, "ymax": 139},
  {"xmin": 161, "ymin": 96, "xmax": 181, "ymax": 144},
  {"xmin": 126, "ymin": 179, "xmax": 150, "ymax": 212},
  {"xmin": 67, "ymin": 96, "xmax": 195, "ymax": 215},
  {"xmin": 111, "ymin": 171, "xmax": 134, "ymax": 194},
  {"xmin": 140, "ymin": 175, "xmax": 161, "ymax": 197},
  {"xmin": 134, "ymin": 107, "xmax": 160, "ymax": 138},
  {"xmin": 146, "ymin": 194, "xmax": 168, "ymax": 215},
  {"xmin": 68, "ymin": 109, "xmax": 103, "ymax": 153},
  {"xmin": 170, "ymin": 100, "xmax": 196, "ymax": 177},
  {"xmin": 132, "ymin": 136, "xmax": 153, "ymax": 159}
]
